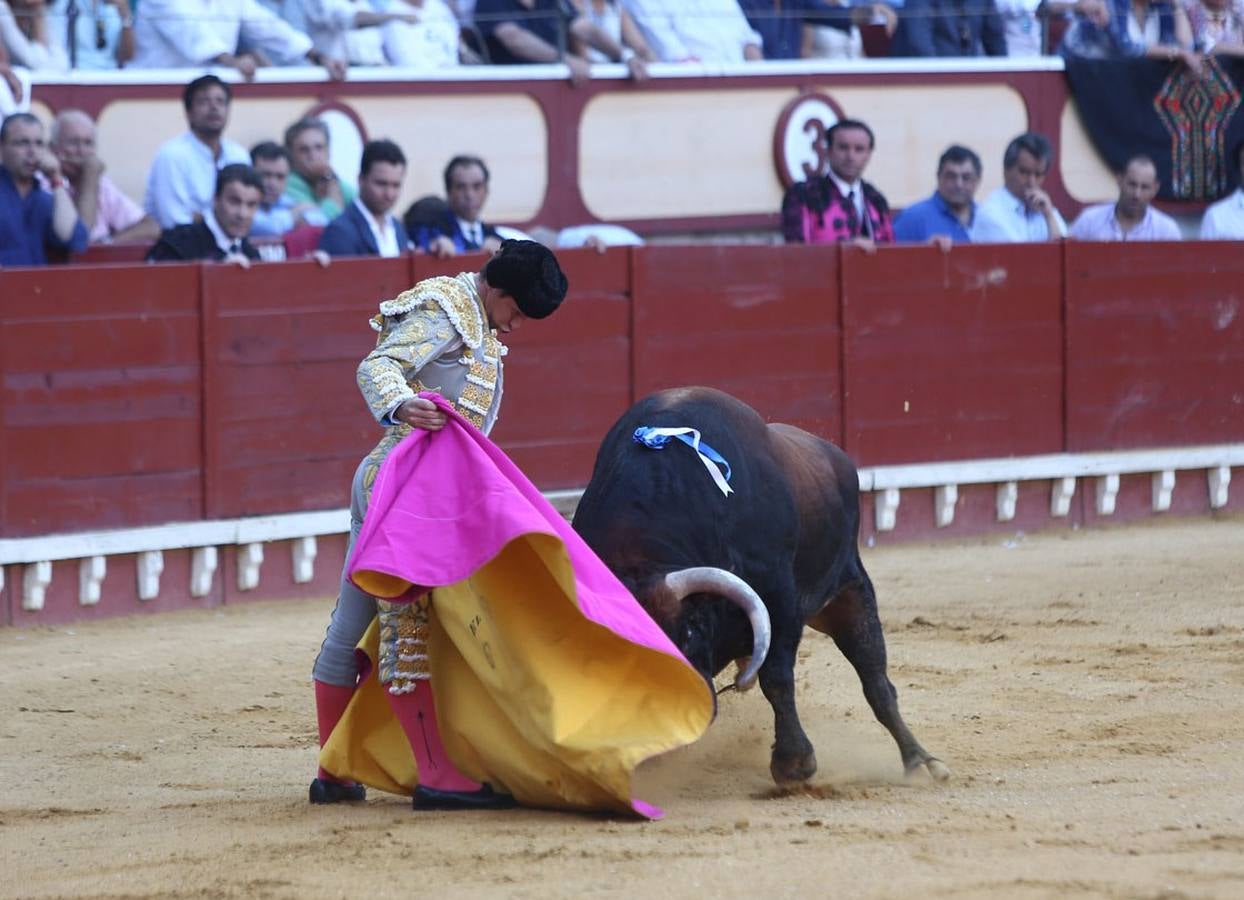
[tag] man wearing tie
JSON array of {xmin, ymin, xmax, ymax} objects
[
  {"xmin": 780, "ymin": 118, "xmax": 894, "ymax": 249},
  {"xmin": 146, "ymin": 164, "xmax": 263, "ymax": 264},
  {"xmin": 318, "ymin": 140, "xmax": 415, "ymax": 259},
  {"xmin": 409, "ymin": 155, "xmax": 502, "ymax": 258}
]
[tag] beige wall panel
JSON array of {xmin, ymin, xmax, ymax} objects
[
  {"xmin": 1059, "ymin": 97, "xmax": 1116, "ymax": 205},
  {"xmin": 580, "ymin": 89, "xmax": 797, "ymax": 219},
  {"xmin": 825, "ymin": 85, "xmax": 1027, "ymax": 208},
  {"xmin": 580, "ymin": 85, "xmax": 1027, "ymax": 220},
  {"xmin": 348, "ymin": 95, "xmax": 547, "ymax": 222},
  {"xmin": 95, "ymin": 94, "xmax": 546, "ymax": 222}
]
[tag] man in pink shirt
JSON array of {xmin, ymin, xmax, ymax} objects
[
  {"xmin": 1068, "ymin": 154, "xmax": 1182, "ymax": 242},
  {"xmin": 50, "ymin": 109, "xmax": 158, "ymax": 245}
]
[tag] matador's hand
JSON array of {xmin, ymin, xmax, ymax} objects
[{"xmin": 396, "ymin": 397, "xmax": 448, "ymax": 431}]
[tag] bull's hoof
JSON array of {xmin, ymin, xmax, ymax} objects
[
  {"xmin": 907, "ymin": 757, "xmax": 952, "ymax": 782},
  {"xmin": 770, "ymin": 750, "xmax": 817, "ymax": 785}
]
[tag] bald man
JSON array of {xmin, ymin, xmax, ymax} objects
[{"xmin": 51, "ymin": 109, "xmax": 159, "ymax": 245}]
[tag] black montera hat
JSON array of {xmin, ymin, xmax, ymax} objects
[{"xmin": 484, "ymin": 239, "xmax": 568, "ymax": 319}]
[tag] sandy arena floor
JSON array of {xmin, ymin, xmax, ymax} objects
[{"xmin": 2, "ymin": 515, "xmax": 1243, "ymax": 900}]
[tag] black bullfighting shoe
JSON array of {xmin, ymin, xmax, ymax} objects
[
  {"xmin": 309, "ymin": 778, "xmax": 367, "ymax": 804},
  {"xmin": 412, "ymin": 783, "xmax": 517, "ymax": 811}
]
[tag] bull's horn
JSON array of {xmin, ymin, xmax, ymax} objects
[{"xmin": 664, "ymin": 567, "xmax": 771, "ymax": 691}]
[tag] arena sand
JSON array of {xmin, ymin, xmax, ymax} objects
[{"xmin": 2, "ymin": 515, "xmax": 1242, "ymax": 900}]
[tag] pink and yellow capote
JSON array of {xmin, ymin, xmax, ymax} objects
[{"xmin": 318, "ymin": 394, "xmax": 714, "ymax": 818}]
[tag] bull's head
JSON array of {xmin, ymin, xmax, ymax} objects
[{"xmin": 646, "ymin": 568, "xmax": 772, "ymax": 692}]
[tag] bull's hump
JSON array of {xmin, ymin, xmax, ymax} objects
[{"xmin": 647, "ymin": 385, "xmax": 728, "ymax": 412}]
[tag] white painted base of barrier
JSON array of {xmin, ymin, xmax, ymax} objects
[{"xmin": 0, "ymin": 452, "xmax": 1239, "ymax": 611}]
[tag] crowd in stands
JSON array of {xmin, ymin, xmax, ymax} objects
[
  {"xmin": 781, "ymin": 119, "xmax": 1224, "ymax": 249},
  {"xmin": 5, "ymin": 67, "xmax": 1243, "ymax": 270},
  {"xmin": 1, "ymin": 0, "xmax": 1242, "ymax": 86},
  {"xmin": 4, "ymin": 0, "xmax": 1244, "ymax": 269},
  {"xmin": 0, "ymin": 71, "xmax": 647, "ymax": 266}
]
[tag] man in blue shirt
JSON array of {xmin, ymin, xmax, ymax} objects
[
  {"xmin": 893, "ymin": 144, "xmax": 982, "ymax": 245},
  {"xmin": 0, "ymin": 113, "xmax": 89, "ymax": 267}
]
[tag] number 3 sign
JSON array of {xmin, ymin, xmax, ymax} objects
[{"xmin": 772, "ymin": 92, "xmax": 845, "ymax": 189}]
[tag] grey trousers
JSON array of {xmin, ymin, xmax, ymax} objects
[{"xmin": 312, "ymin": 458, "xmax": 377, "ymax": 687}]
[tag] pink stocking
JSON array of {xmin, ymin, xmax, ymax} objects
[
  {"xmin": 314, "ymin": 680, "xmax": 357, "ymax": 783},
  {"xmin": 387, "ymin": 680, "xmax": 480, "ymax": 792}
]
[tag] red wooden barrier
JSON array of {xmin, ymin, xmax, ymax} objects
[
  {"xmin": 1064, "ymin": 241, "xmax": 1244, "ymax": 451},
  {"xmin": 199, "ymin": 257, "xmax": 411, "ymax": 519},
  {"xmin": 1, "ymin": 265, "xmax": 204, "ymax": 537},
  {"xmin": 631, "ymin": 244, "xmax": 843, "ymax": 443},
  {"xmin": 841, "ymin": 243, "xmax": 1065, "ymax": 466}
]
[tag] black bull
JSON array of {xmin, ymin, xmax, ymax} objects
[{"xmin": 572, "ymin": 387, "xmax": 949, "ymax": 785}]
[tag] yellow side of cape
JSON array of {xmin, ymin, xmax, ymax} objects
[{"xmin": 319, "ymin": 533, "xmax": 713, "ymax": 816}]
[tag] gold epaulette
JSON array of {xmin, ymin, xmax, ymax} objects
[{"xmin": 375, "ymin": 276, "xmax": 484, "ymax": 349}]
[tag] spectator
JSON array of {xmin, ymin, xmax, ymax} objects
[
  {"xmin": 299, "ymin": 0, "xmax": 462, "ymax": 68},
  {"xmin": 569, "ymin": 0, "xmax": 656, "ymax": 77},
  {"xmin": 474, "ymin": 0, "xmax": 595, "ymax": 83},
  {"xmin": 1200, "ymin": 138, "xmax": 1244, "ymax": 238},
  {"xmin": 131, "ymin": 0, "xmax": 347, "ymax": 79},
  {"xmin": 781, "ymin": 118, "xmax": 895, "ymax": 247},
  {"xmin": 994, "ymin": 0, "xmax": 1043, "ymax": 55},
  {"xmin": 738, "ymin": 0, "xmax": 880, "ymax": 58},
  {"xmin": 50, "ymin": 109, "xmax": 157, "ymax": 244},
  {"xmin": 889, "ymin": 0, "xmax": 1008, "ymax": 56},
  {"xmin": 1185, "ymin": 0, "xmax": 1244, "ymax": 54},
  {"xmin": 147, "ymin": 164, "xmax": 264, "ymax": 263},
  {"xmin": 894, "ymin": 144, "xmax": 982, "ymax": 244},
  {"xmin": 284, "ymin": 117, "xmax": 355, "ymax": 221},
  {"xmin": 49, "ymin": 0, "xmax": 136, "ymax": 68},
  {"xmin": 0, "ymin": 111, "xmax": 87, "ymax": 265},
  {"xmin": 1060, "ymin": 0, "xmax": 1199, "ymax": 70},
  {"xmin": 1, "ymin": 0, "xmax": 69, "ymax": 70},
  {"xmin": 802, "ymin": 1, "xmax": 898, "ymax": 58},
  {"xmin": 318, "ymin": 139, "xmax": 413, "ymax": 257},
  {"xmin": 144, "ymin": 75, "xmax": 250, "ymax": 229},
  {"xmin": 621, "ymin": 0, "xmax": 765, "ymax": 61},
  {"xmin": 249, "ymin": 140, "xmax": 326, "ymax": 237},
  {"xmin": 971, "ymin": 131, "xmax": 1067, "ymax": 242},
  {"xmin": 410, "ymin": 154, "xmax": 502, "ymax": 257},
  {"xmin": 1068, "ymin": 154, "xmax": 1181, "ymax": 240}
]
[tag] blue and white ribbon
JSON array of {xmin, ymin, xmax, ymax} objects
[{"xmin": 632, "ymin": 426, "xmax": 733, "ymax": 497}]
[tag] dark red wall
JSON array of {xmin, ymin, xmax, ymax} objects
[
  {"xmin": 842, "ymin": 243, "xmax": 1065, "ymax": 464},
  {"xmin": 3, "ymin": 243, "xmax": 1243, "ymax": 540},
  {"xmin": 1064, "ymin": 241, "xmax": 1244, "ymax": 450}
]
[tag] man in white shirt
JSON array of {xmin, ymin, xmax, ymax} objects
[
  {"xmin": 1068, "ymin": 155, "xmax": 1181, "ymax": 241},
  {"xmin": 132, "ymin": 0, "xmax": 346, "ymax": 79},
  {"xmin": 144, "ymin": 75, "xmax": 252, "ymax": 229},
  {"xmin": 297, "ymin": 0, "xmax": 461, "ymax": 68},
  {"xmin": 622, "ymin": 0, "xmax": 764, "ymax": 62},
  {"xmin": 318, "ymin": 139, "xmax": 413, "ymax": 258},
  {"xmin": 972, "ymin": 131, "xmax": 1067, "ymax": 242},
  {"xmin": 1201, "ymin": 139, "xmax": 1244, "ymax": 239}
]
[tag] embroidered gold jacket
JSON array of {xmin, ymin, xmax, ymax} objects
[{"xmin": 356, "ymin": 273, "xmax": 507, "ymax": 489}]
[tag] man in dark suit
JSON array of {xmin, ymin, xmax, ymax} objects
[
  {"xmin": 889, "ymin": 0, "xmax": 1007, "ymax": 57},
  {"xmin": 146, "ymin": 164, "xmax": 263, "ymax": 263},
  {"xmin": 317, "ymin": 140, "xmax": 413, "ymax": 259},
  {"xmin": 408, "ymin": 155, "xmax": 501, "ymax": 258}
]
